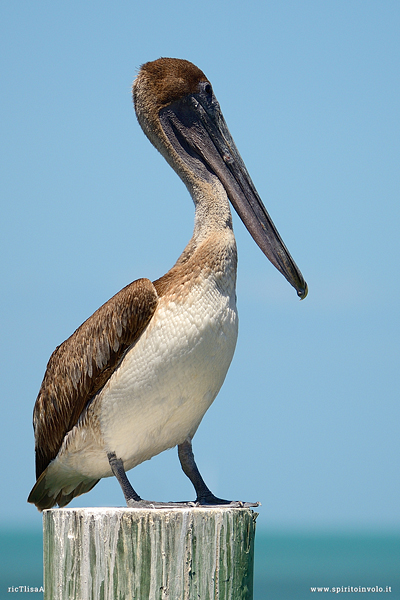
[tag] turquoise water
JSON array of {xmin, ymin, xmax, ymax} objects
[
  {"xmin": 0, "ymin": 530, "xmax": 44, "ymax": 599},
  {"xmin": 1, "ymin": 528, "xmax": 399, "ymax": 599},
  {"xmin": 254, "ymin": 531, "xmax": 400, "ymax": 600}
]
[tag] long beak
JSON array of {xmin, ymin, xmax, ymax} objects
[{"xmin": 160, "ymin": 94, "xmax": 308, "ymax": 299}]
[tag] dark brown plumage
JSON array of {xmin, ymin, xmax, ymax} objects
[
  {"xmin": 133, "ymin": 58, "xmax": 208, "ymax": 116},
  {"xmin": 32, "ymin": 278, "xmax": 158, "ymax": 480}
]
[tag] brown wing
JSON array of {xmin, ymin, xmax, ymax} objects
[{"xmin": 33, "ymin": 277, "xmax": 158, "ymax": 479}]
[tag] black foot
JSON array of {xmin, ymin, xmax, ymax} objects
[
  {"xmin": 177, "ymin": 440, "xmax": 260, "ymax": 509},
  {"xmin": 126, "ymin": 498, "xmax": 260, "ymax": 509},
  {"xmin": 196, "ymin": 492, "xmax": 233, "ymax": 505},
  {"xmin": 196, "ymin": 493, "xmax": 260, "ymax": 508},
  {"xmin": 108, "ymin": 447, "xmax": 260, "ymax": 510},
  {"xmin": 126, "ymin": 499, "xmax": 197, "ymax": 509}
]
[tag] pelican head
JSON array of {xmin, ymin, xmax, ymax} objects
[{"xmin": 133, "ymin": 57, "xmax": 307, "ymax": 299}]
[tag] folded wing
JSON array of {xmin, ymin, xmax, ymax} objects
[{"xmin": 32, "ymin": 278, "xmax": 159, "ymax": 479}]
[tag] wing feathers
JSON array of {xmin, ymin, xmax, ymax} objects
[{"xmin": 33, "ymin": 278, "xmax": 158, "ymax": 479}]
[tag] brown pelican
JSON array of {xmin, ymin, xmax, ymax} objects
[{"xmin": 28, "ymin": 58, "xmax": 307, "ymax": 511}]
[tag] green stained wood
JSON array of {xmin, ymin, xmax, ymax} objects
[{"xmin": 43, "ymin": 507, "xmax": 257, "ymax": 600}]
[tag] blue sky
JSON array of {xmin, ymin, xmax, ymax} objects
[{"xmin": 1, "ymin": 1, "xmax": 399, "ymax": 532}]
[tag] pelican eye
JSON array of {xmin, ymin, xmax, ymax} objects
[{"xmin": 199, "ymin": 81, "xmax": 213, "ymax": 98}]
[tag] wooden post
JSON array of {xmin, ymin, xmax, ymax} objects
[{"xmin": 43, "ymin": 506, "xmax": 257, "ymax": 600}]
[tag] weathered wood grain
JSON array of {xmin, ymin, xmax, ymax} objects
[{"xmin": 43, "ymin": 507, "xmax": 257, "ymax": 600}]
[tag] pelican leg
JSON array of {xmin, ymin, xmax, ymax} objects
[
  {"xmin": 107, "ymin": 452, "xmax": 142, "ymax": 505},
  {"xmin": 178, "ymin": 440, "xmax": 231, "ymax": 505},
  {"xmin": 107, "ymin": 451, "xmax": 195, "ymax": 509}
]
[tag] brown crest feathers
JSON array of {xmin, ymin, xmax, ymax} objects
[{"xmin": 133, "ymin": 58, "xmax": 209, "ymax": 113}]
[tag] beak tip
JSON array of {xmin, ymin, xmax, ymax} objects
[{"xmin": 297, "ymin": 281, "xmax": 308, "ymax": 300}]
